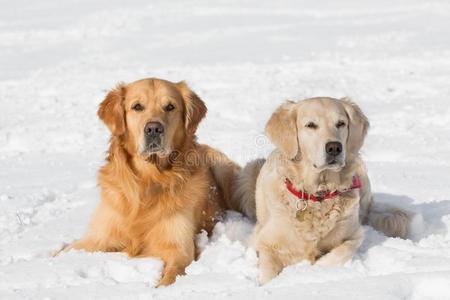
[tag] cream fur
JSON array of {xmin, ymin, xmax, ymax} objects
[{"xmin": 238, "ymin": 97, "xmax": 410, "ymax": 284}]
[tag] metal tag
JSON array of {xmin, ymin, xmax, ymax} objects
[
  {"xmin": 294, "ymin": 199, "xmax": 308, "ymax": 221},
  {"xmin": 296, "ymin": 209, "xmax": 308, "ymax": 221}
]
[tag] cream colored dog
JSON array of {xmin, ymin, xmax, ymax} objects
[{"xmin": 235, "ymin": 97, "xmax": 409, "ymax": 284}]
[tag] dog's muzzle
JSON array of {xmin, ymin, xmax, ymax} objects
[
  {"xmin": 144, "ymin": 121, "xmax": 164, "ymax": 151},
  {"xmin": 325, "ymin": 141, "xmax": 344, "ymax": 166}
]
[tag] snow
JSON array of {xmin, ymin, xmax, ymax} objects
[{"xmin": 1, "ymin": 0, "xmax": 450, "ymax": 298}]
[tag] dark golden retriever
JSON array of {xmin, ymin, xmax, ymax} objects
[{"xmin": 63, "ymin": 78, "xmax": 246, "ymax": 286}]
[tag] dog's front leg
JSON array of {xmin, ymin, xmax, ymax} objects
[
  {"xmin": 315, "ymin": 227, "xmax": 364, "ymax": 266},
  {"xmin": 53, "ymin": 238, "xmax": 101, "ymax": 256},
  {"xmin": 154, "ymin": 242, "xmax": 194, "ymax": 287},
  {"xmin": 141, "ymin": 215, "xmax": 196, "ymax": 287},
  {"xmin": 257, "ymin": 246, "xmax": 284, "ymax": 285}
]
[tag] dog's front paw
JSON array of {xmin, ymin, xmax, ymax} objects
[
  {"xmin": 258, "ymin": 262, "xmax": 280, "ymax": 285},
  {"xmin": 259, "ymin": 271, "xmax": 276, "ymax": 285},
  {"xmin": 315, "ymin": 252, "xmax": 344, "ymax": 267},
  {"xmin": 156, "ymin": 267, "xmax": 180, "ymax": 287}
]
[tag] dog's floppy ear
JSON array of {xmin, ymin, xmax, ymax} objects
[
  {"xmin": 265, "ymin": 101, "xmax": 299, "ymax": 159},
  {"xmin": 340, "ymin": 97, "xmax": 369, "ymax": 154},
  {"xmin": 97, "ymin": 83, "xmax": 127, "ymax": 136},
  {"xmin": 176, "ymin": 81, "xmax": 207, "ymax": 135}
]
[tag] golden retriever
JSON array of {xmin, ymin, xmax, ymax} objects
[
  {"xmin": 236, "ymin": 97, "xmax": 410, "ymax": 284},
  {"xmin": 62, "ymin": 78, "xmax": 246, "ymax": 286}
]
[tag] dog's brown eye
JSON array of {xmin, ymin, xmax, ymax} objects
[
  {"xmin": 164, "ymin": 103, "xmax": 175, "ymax": 112},
  {"xmin": 336, "ymin": 120, "xmax": 346, "ymax": 128},
  {"xmin": 305, "ymin": 122, "xmax": 318, "ymax": 129},
  {"xmin": 132, "ymin": 103, "xmax": 144, "ymax": 112}
]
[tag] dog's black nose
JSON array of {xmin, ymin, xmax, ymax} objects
[
  {"xmin": 326, "ymin": 141, "xmax": 342, "ymax": 156},
  {"xmin": 144, "ymin": 121, "xmax": 164, "ymax": 137}
]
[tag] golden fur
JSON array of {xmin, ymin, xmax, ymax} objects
[
  {"xmin": 236, "ymin": 97, "xmax": 410, "ymax": 284},
  {"xmin": 63, "ymin": 78, "xmax": 241, "ymax": 286}
]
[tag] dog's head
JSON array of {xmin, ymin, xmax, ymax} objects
[
  {"xmin": 97, "ymin": 78, "xmax": 206, "ymax": 160},
  {"xmin": 266, "ymin": 97, "xmax": 369, "ymax": 172}
]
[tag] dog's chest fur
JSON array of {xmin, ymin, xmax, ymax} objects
[
  {"xmin": 276, "ymin": 189, "xmax": 360, "ymax": 262},
  {"xmin": 98, "ymin": 157, "xmax": 225, "ymax": 256},
  {"xmin": 287, "ymin": 192, "xmax": 358, "ymax": 238}
]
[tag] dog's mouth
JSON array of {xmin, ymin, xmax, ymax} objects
[
  {"xmin": 147, "ymin": 142, "xmax": 162, "ymax": 152},
  {"xmin": 313, "ymin": 159, "xmax": 345, "ymax": 172},
  {"xmin": 140, "ymin": 139, "xmax": 169, "ymax": 159},
  {"xmin": 328, "ymin": 159, "xmax": 338, "ymax": 165}
]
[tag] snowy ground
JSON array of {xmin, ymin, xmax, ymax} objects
[{"xmin": 1, "ymin": 0, "xmax": 450, "ymax": 299}]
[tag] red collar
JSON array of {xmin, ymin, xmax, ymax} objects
[{"xmin": 285, "ymin": 176, "xmax": 362, "ymax": 202}]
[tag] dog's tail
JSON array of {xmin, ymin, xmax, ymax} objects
[
  {"xmin": 366, "ymin": 201, "xmax": 410, "ymax": 239},
  {"xmin": 229, "ymin": 158, "xmax": 266, "ymax": 220}
]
